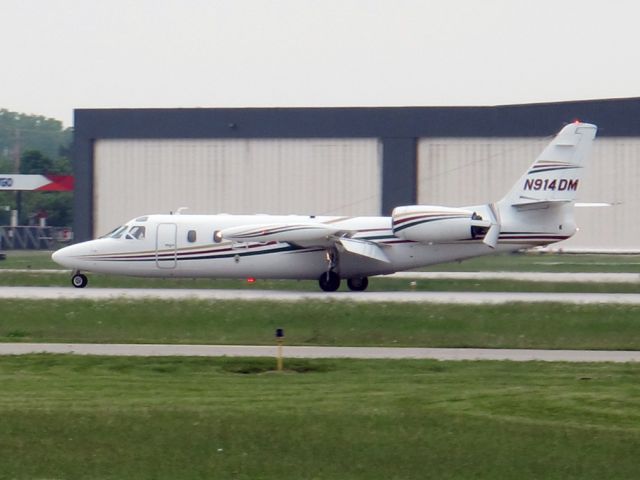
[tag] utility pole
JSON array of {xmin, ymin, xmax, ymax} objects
[
  {"xmin": 13, "ymin": 128, "xmax": 21, "ymax": 172},
  {"xmin": 13, "ymin": 128, "xmax": 21, "ymax": 225}
]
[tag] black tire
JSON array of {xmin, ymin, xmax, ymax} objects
[
  {"xmin": 347, "ymin": 277, "xmax": 369, "ymax": 292},
  {"xmin": 318, "ymin": 271, "xmax": 341, "ymax": 292},
  {"xmin": 71, "ymin": 273, "xmax": 88, "ymax": 288}
]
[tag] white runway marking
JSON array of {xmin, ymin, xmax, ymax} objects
[
  {"xmin": 2, "ymin": 286, "xmax": 640, "ymax": 304},
  {"xmin": 1, "ymin": 343, "xmax": 638, "ymax": 363}
]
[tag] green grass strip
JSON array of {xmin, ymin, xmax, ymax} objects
[
  {"xmin": 0, "ymin": 355, "xmax": 639, "ymax": 479},
  {"xmin": 2, "ymin": 298, "xmax": 640, "ymax": 350}
]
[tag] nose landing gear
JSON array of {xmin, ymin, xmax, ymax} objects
[{"xmin": 71, "ymin": 272, "xmax": 88, "ymax": 288}]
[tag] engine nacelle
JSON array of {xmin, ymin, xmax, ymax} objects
[{"xmin": 392, "ymin": 205, "xmax": 490, "ymax": 243}]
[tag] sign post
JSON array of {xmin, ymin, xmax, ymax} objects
[
  {"xmin": 275, "ymin": 328, "xmax": 285, "ymax": 372},
  {"xmin": 0, "ymin": 174, "xmax": 74, "ymax": 226}
]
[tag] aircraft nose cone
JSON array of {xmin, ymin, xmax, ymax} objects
[
  {"xmin": 51, "ymin": 247, "xmax": 66, "ymax": 266},
  {"xmin": 51, "ymin": 245, "xmax": 76, "ymax": 268}
]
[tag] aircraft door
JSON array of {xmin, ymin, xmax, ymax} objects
[{"xmin": 156, "ymin": 223, "xmax": 177, "ymax": 269}]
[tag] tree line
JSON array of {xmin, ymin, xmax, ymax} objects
[{"xmin": 0, "ymin": 109, "xmax": 73, "ymax": 226}]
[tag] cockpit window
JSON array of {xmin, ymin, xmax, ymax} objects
[
  {"xmin": 125, "ymin": 226, "xmax": 146, "ymax": 240},
  {"xmin": 105, "ymin": 225, "xmax": 128, "ymax": 239}
]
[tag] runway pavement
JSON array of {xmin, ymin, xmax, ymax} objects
[
  {"xmin": 2, "ymin": 286, "xmax": 640, "ymax": 304},
  {"xmin": 390, "ymin": 271, "xmax": 640, "ymax": 283},
  {"xmin": 1, "ymin": 342, "xmax": 639, "ymax": 362},
  {"xmin": 4, "ymin": 269, "xmax": 640, "ymax": 283}
]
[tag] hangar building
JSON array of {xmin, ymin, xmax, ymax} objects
[{"xmin": 73, "ymin": 98, "xmax": 640, "ymax": 251}]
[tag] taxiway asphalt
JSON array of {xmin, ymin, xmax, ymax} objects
[
  {"xmin": 1, "ymin": 342, "xmax": 638, "ymax": 362},
  {"xmin": 4, "ymin": 269, "xmax": 640, "ymax": 283},
  {"xmin": 2, "ymin": 286, "xmax": 640, "ymax": 304}
]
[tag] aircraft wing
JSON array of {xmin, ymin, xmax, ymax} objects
[
  {"xmin": 219, "ymin": 223, "xmax": 390, "ymax": 263},
  {"xmin": 219, "ymin": 223, "xmax": 341, "ymax": 243}
]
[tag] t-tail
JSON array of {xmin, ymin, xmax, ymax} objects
[{"xmin": 484, "ymin": 122, "xmax": 598, "ymax": 248}]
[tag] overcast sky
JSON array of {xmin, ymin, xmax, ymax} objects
[{"xmin": 2, "ymin": 0, "xmax": 640, "ymax": 127}]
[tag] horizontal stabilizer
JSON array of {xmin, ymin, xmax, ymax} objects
[
  {"xmin": 336, "ymin": 237, "xmax": 391, "ymax": 263},
  {"xmin": 575, "ymin": 202, "xmax": 614, "ymax": 208},
  {"xmin": 511, "ymin": 199, "xmax": 571, "ymax": 210}
]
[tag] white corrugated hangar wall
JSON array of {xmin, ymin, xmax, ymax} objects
[
  {"xmin": 93, "ymin": 138, "xmax": 381, "ymax": 236},
  {"xmin": 417, "ymin": 137, "xmax": 639, "ymax": 251}
]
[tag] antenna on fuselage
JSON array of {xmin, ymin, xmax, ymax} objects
[{"xmin": 175, "ymin": 207, "xmax": 189, "ymax": 215}]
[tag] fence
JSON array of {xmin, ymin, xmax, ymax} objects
[{"xmin": 0, "ymin": 226, "xmax": 73, "ymax": 250}]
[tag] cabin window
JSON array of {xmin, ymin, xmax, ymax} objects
[
  {"xmin": 213, "ymin": 230, "xmax": 222, "ymax": 243},
  {"xmin": 187, "ymin": 230, "xmax": 197, "ymax": 243}
]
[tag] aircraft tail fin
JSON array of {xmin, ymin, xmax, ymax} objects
[
  {"xmin": 481, "ymin": 122, "xmax": 597, "ymax": 249},
  {"xmin": 500, "ymin": 122, "xmax": 597, "ymax": 207}
]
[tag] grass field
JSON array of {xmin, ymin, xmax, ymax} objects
[
  {"xmin": 3, "ymin": 298, "xmax": 640, "ymax": 350},
  {"xmin": 1, "ymin": 355, "xmax": 639, "ymax": 479}
]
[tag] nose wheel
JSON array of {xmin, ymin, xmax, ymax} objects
[{"xmin": 71, "ymin": 273, "xmax": 88, "ymax": 288}]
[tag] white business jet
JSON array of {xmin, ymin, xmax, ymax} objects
[{"xmin": 52, "ymin": 122, "xmax": 597, "ymax": 291}]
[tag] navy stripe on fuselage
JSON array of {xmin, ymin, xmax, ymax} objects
[{"xmin": 392, "ymin": 215, "xmax": 465, "ymax": 234}]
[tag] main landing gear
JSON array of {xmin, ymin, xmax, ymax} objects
[
  {"xmin": 317, "ymin": 272, "xmax": 369, "ymax": 292},
  {"xmin": 71, "ymin": 272, "xmax": 88, "ymax": 288},
  {"xmin": 318, "ymin": 271, "xmax": 341, "ymax": 292},
  {"xmin": 319, "ymin": 246, "xmax": 369, "ymax": 292},
  {"xmin": 346, "ymin": 277, "xmax": 369, "ymax": 292}
]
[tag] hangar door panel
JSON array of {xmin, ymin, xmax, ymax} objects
[
  {"xmin": 417, "ymin": 138, "xmax": 548, "ymax": 207},
  {"xmin": 93, "ymin": 139, "xmax": 381, "ymax": 237}
]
